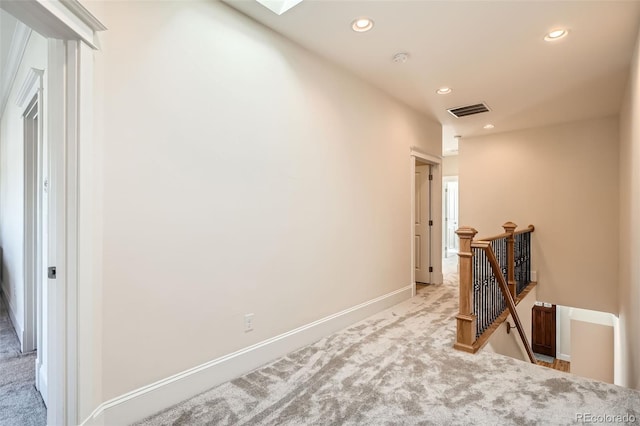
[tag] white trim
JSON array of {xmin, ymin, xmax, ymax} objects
[
  {"xmin": 0, "ymin": 22, "xmax": 32, "ymax": 117},
  {"xmin": 0, "ymin": 1, "xmax": 106, "ymax": 423},
  {"xmin": 64, "ymin": 39, "xmax": 82, "ymax": 425},
  {"xmin": 36, "ymin": 0, "xmax": 97, "ymax": 48},
  {"xmin": 75, "ymin": 39, "xmax": 100, "ymax": 424},
  {"xmin": 16, "ymin": 68, "xmax": 44, "ymax": 108},
  {"xmin": 613, "ymin": 314, "xmax": 621, "ymax": 386},
  {"xmin": 442, "ymin": 176, "xmax": 459, "ymax": 259},
  {"xmin": 0, "ymin": 1, "xmax": 105, "ymax": 49},
  {"xmin": 410, "ymin": 147, "xmax": 442, "ymax": 165},
  {"xmin": 19, "ymin": 68, "xmax": 45, "ymax": 357},
  {"xmin": 556, "ymin": 353, "xmax": 571, "ymax": 362},
  {"xmin": 59, "ymin": 0, "xmax": 107, "ymax": 32},
  {"xmin": 37, "ymin": 368, "xmax": 48, "ymax": 405},
  {"xmin": 79, "ymin": 285, "xmax": 413, "ymax": 426},
  {"xmin": 429, "ymin": 161, "xmax": 443, "ymax": 285},
  {"xmin": 46, "ymin": 38, "xmax": 67, "ymax": 426},
  {"xmin": 410, "ymin": 149, "xmax": 443, "ymax": 295},
  {"xmin": 410, "ymin": 157, "xmax": 416, "ymax": 296},
  {"xmin": 22, "ymin": 95, "xmax": 40, "ymax": 354}
]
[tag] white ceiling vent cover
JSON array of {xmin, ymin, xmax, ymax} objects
[{"xmin": 447, "ymin": 103, "xmax": 490, "ymax": 118}]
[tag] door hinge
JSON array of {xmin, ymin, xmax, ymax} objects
[
  {"xmin": 428, "ymin": 174, "xmax": 433, "ymax": 181},
  {"xmin": 48, "ymin": 267, "xmax": 57, "ymax": 279},
  {"xmin": 428, "ymin": 220, "xmax": 433, "ymax": 226},
  {"xmin": 429, "ymin": 266, "xmax": 433, "ymax": 272}
]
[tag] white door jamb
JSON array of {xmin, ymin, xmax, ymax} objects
[{"xmin": 410, "ymin": 148, "xmax": 443, "ymax": 296}]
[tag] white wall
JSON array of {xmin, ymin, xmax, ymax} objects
[
  {"xmin": 618, "ymin": 25, "xmax": 640, "ymax": 390},
  {"xmin": 0, "ymin": 30, "xmax": 47, "ymax": 347},
  {"xmin": 459, "ymin": 117, "xmax": 619, "ymax": 314},
  {"xmin": 91, "ymin": 0, "xmax": 441, "ymax": 401},
  {"xmin": 442, "ymin": 155, "xmax": 458, "ymax": 177},
  {"xmin": 556, "ymin": 305, "xmax": 571, "ymax": 361}
]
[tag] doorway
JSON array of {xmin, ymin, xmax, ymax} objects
[
  {"xmin": 23, "ymin": 92, "xmax": 48, "ymax": 405},
  {"xmin": 443, "ymin": 177, "xmax": 458, "ymax": 258},
  {"xmin": 0, "ymin": 2, "xmax": 105, "ymax": 423},
  {"xmin": 415, "ymin": 163, "xmax": 432, "ymax": 285},
  {"xmin": 411, "ymin": 151, "xmax": 442, "ymax": 294},
  {"xmin": 532, "ymin": 303, "xmax": 556, "ymax": 358}
]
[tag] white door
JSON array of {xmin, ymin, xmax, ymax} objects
[
  {"xmin": 415, "ymin": 165, "xmax": 431, "ymax": 283},
  {"xmin": 36, "ymin": 111, "xmax": 49, "ymax": 407},
  {"xmin": 445, "ymin": 180, "xmax": 459, "ymax": 255},
  {"xmin": 24, "ymin": 95, "xmax": 48, "ymax": 405}
]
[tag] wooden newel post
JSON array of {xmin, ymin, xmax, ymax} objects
[
  {"xmin": 503, "ymin": 221, "xmax": 517, "ymax": 300},
  {"xmin": 454, "ymin": 226, "xmax": 477, "ymax": 352}
]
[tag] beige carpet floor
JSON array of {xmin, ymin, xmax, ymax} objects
[{"xmin": 136, "ymin": 258, "xmax": 640, "ymax": 425}]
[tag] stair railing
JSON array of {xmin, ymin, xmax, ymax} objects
[{"xmin": 454, "ymin": 222, "xmax": 536, "ymax": 363}]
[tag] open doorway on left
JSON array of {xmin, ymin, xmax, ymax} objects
[{"xmin": 0, "ymin": 8, "xmax": 48, "ymax": 425}]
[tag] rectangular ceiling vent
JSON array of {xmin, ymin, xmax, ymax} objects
[{"xmin": 447, "ymin": 103, "xmax": 490, "ymax": 118}]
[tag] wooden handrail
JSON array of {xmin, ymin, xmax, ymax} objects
[
  {"xmin": 474, "ymin": 241, "xmax": 536, "ymax": 364},
  {"xmin": 513, "ymin": 224, "xmax": 535, "ymax": 236},
  {"xmin": 477, "ymin": 231, "xmax": 511, "ymax": 242},
  {"xmin": 455, "ymin": 221, "xmax": 536, "ymax": 359},
  {"xmin": 475, "ymin": 224, "xmax": 535, "ymax": 242}
]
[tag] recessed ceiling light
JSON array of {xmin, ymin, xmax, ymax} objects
[
  {"xmin": 436, "ymin": 87, "xmax": 452, "ymax": 95},
  {"xmin": 544, "ymin": 29, "xmax": 568, "ymax": 41},
  {"xmin": 352, "ymin": 17, "xmax": 374, "ymax": 32},
  {"xmin": 483, "ymin": 124, "xmax": 495, "ymax": 129}
]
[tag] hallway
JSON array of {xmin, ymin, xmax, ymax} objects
[
  {"xmin": 136, "ymin": 261, "xmax": 639, "ymax": 425},
  {"xmin": 0, "ymin": 296, "xmax": 46, "ymax": 426}
]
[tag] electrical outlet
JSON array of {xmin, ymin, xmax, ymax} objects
[{"xmin": 244, "ymin": 313, "xmax": 254, "ymax": 332}]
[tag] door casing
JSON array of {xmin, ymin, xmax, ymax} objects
[
  {"xmin": 415, "ymin": 164, "xmax": 432, "ymax": 284},
  {"xmin": 0, "ymin": 2, "xmax": 106, "ymax": 424},
  {"xmin": 410, "ymin": 149, "xmax": 442, "ymax": 296}
]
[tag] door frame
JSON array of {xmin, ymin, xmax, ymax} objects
[
  {"xmin": 410, "ymin": 148, "xmax": 442, "ymax": 296},
  {"xmin": 0, "ymin": 2, "xmax": 105, "ymax": 424},
  {"xmin": 442, "ymin": 176, "xmax": 459, "ymax": 257},
  {"xmin": 18, "ymin": 69, "xmax": 50, "ymax": 402},
  {"xmin": 18, "ymin": 70, "xmax": 44, "ymax": 355},
  {"xmin": 414, "ymin": 164, "xmax": 432, "ymax": 285}
]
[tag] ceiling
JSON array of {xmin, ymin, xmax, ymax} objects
[
  {"xmin": 0, "ymin": 10, "xmax": 17, "ymax": 67},
  {"xmin": 223, "ymin": 0, "xmax": 640, "ymax": 154},
  {"xmin": 0, "ymin": 9, "xmax": 19, "ymax": 112}
]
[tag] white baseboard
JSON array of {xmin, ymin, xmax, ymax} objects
[
  {"xmin": 556, "ymin": 353, "xmax": 571, "ymax": 362},
  {"xmin": 0, "ymin": 285, "xmax": 24, "ymax": 349},
  {"xmin": 36, "ymin": 359, "xmax": 48, "ymax": 407},
  {"xmin": 80, "ymin": 285, "xmax": 413, "ymax": 426}
]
